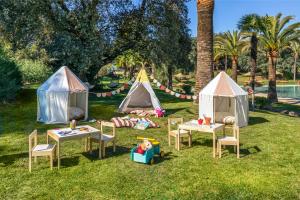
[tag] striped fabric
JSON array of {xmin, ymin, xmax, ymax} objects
[
  {"xmin": 141, "ymin": 118, "xmax": 160, "ymax": 128},
  {"xmin": 111, "ymin": 117, "xmax": 159, "ymax": 128},
  {"xmin": 111, "ymin": 117, "xmax": 136, "ymax": 128}
]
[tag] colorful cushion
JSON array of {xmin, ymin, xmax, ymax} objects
[
  {"xmin": 111, "ymin": 117, "xmax": 136, "ymax": 128},
  {"xmin": 142, "ymin": 118, "xmax": 160, "ymax": 128}
]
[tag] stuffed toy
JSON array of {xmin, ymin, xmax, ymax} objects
[
  {"xmin": 143, "ymin": 140, "xmax": 153, "ymax": 150},
  {"xmin": 136, "ymin": 144, "xmax": 145, "ymax": 154},
  {"xmin": 155, "ymin": 108, "xmax": 165, "ymax": 118},
  {"xmin": 135, "ymin": 140, "xmax": 153, "ymax": 155}
]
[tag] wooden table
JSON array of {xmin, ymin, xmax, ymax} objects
[
  {"xmin": 178, "ymin": 121, "xmax": 225, "ymax": 157},
  {"xmin": 47, "ymin": 125, "xmax": 101, "ymax": 169}
]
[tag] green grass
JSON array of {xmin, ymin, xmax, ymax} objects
[{"xmin": 0, "ymin": 88, "xmax": 299, "ymax": 199}]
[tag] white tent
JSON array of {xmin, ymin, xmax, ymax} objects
[
  {"xmin": 118, "ymin": 68, "xmax": 162, "ymax": 113},
  {"xmin": 199, "ymin": 71, "xmax": 248, "ymax": 127},
  {"xmin": 37, "ymin": 66, "xmax": 89, "ymax": 124}
]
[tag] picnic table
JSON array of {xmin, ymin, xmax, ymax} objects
[
  {"xmin": 178, "ymin": 120, "xmax": 225, "ymax": 158},
  {"xmin": 47, "ymin": 125, "xmax": 101, "ymax": 169}
]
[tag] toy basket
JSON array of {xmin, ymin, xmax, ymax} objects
[{"xmin": 130, "ymin": 146, "xmax": 154, "ymax": 164}]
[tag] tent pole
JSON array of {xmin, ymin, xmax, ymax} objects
[{"xmin": 213, "ymin": 96, "xmax": 215, "ymax": 124}]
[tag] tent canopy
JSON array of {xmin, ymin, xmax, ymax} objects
[
  {"xmin": 118, "ymin": 68, "xmax": 162, "ymax": 113},
  {"xmin": 199, "ymin": 71, "xmax": 248, "ymax": 127},
  {"xmin": 38, "ymin": 66, "xmax": 87, "ymax": 92},
  {"xmin": 37, "ymin": 66, "xmax": 89, "ymax": 124}
]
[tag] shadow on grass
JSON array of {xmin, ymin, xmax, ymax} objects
[
  {"xmin": 0, "ymin": 152, "xmax": 28, "ymax": 166},
  {"xmin": 248, "ymin": 116, "xmax": 269, "ymax": 125},
  {"xmin": 58, "ymin": 156, "xmax": 80, "ymax": 168},
  {"xmin": 165, "ymin": 108, "xmax": 187, "ymax": 115},
  {"xmin": 153, "ymin": 151, "xmax": 177, "ymax": 164},
  {"xmin": 222, "ymin": 145, "xmax": 261, "ymax": 158},
  {"xmin": 83, "ymin": 146, "xmax": 131, "ymax": 160},
  {"xmin": 191, "ymin": 138, "xmax": 213, "ymax": 148}
]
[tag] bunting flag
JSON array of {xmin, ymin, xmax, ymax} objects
[
  {"xmin": 159, "ymin": 85, "xmax": 166, "ymax": 90},
  {"xmin": 90, "ymin": 78, "xmax": 135, "ymax": 97},
  {"xmin": 149, "ymin": 78, "xmax": 198, "ymax": 100},
  {"xmin": 91, "ymin": 75, "xmax": 198, "ymax": 100}
]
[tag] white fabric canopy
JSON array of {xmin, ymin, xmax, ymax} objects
[
  {"xmin": 118, "ymin": 69, "xmax": 162, "ymax": 113},
  {"xmin": 199, "ymin": 71, "xmax": 248, "ymax": 127},
  {"xmin": 37, "ymin": 66, "xmax": 89, "ymax": 124}
]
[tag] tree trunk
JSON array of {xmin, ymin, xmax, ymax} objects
[
  {"xmin": 151, "ymin": 63, "xmax": 156, "ymax": 78},
  {"xmin": 267, "ymin": 54, "xmax": 278, "ymax": 102},
  {"xmin": 195, "ymin": 0, "xmax": 214, "ymax": 97},
  {"xmin": 293, "ymin": 54, "xmax": 298, "ymax": 82},
  {"xmin": 250, "ymin": 33, "xmax": 257, "ymax": 90},
  {"xmin": 167, "ymin": 65, "xmax": 173, "ymax": 89},
  {"xmin": 232, "ymin": 56, "xmax": 238, "ymax": 82}
]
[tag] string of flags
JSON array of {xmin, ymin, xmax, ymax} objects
[
  {"xmin": 150, "ymin": 77, "xmax": 198, "ymax": 100},
  {"xmin": 90, "ymin": 77, "xmax": 135, "ymax": 97},
  {"xmin": 91, "ymin": 76, "xmax": 198, "ymax": 100}
]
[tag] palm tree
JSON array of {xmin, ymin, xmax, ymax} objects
[
  {"xmin": 214, "ymin": 30, "xmax": 247, "ymax": 82},
  {"xmin": 258, "ymin": 13, "xmax": 300, "ymax": 102},
  {"xmin": 238, "ymin": 14, "xmax": 262, "ymax": 90},
  {"xmin": 195, "ymin": 0, "xmax": 214, "ymax": 95},
  {"xmin": 289, "ymin": 41, "xmax": 300, "ymax": 81},
  {"xmin": 115, "ymin": 50, "xmax": 143, "ymax": 79}
]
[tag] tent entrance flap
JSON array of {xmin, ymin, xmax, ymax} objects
[{"xmin": 127, "ymin": 85, "xmax": 152, "ymax": 108}]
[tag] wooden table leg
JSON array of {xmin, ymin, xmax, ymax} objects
[
  {"xmin": 85, "ymin": 137, "xmax": 88, "ymax": 152},
  {"xmin": 213, "ymin": 131, "xmax": 216, "ymax": 158},
  {"xmin": 98, "ymin": 139, "xmax": 102, "ymax": 159},
  {"xmin": 57, "ymin": 140, "xmax": 60, "ymax": 169}
]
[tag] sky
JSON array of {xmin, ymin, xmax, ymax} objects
[{"xmin": 187, "ymin": 0, "xmax": 300, "ymax": 36}]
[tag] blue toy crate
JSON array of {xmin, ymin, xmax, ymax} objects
[{"xmin": 130, "ymin": 146, "xmax": 154, "ymax": 164}]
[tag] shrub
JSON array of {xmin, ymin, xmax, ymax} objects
[
  {"xmin": 18, "ymin": 59, "xmax": 52, "ymax": 84},
  {"xmin": 0, "ymin": 54, "xmax": 22, "ymax": 103},
  {"xmin": 182, "ymin": 84, "xmax": 192, "ymax": 94}
]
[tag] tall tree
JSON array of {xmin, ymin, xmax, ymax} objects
[
  {"xmin": 289, "ymin": 41, "xmax": 300, "ymax": 81},
  {"xmin": 238, "ymin": 14, "xmax": 262, "ymax": 90},
  {"xmin": 214, "ymin": 31, "xmax": 247, "ymax": 82},
  {"xmin": 0, "ymin": 0, "xmax": 132, "ymax": 82},
  {"xmin": 258, "ymin": 13, "xmax": 300, "ymax": 102},
  {"xmin": 195, "ymin": 0, "xmax": 214, "ymax": 95}
]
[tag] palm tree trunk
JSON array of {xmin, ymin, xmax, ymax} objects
[
  {"xmin": 195, "ymin": 0, "xmax": 214, "ymax": 96},
  {"xmin": 267, "ymin": 54, "xmax": 278, "ymax": 102},
  {"xmin": 293, "ymin": 54, "xmax": 298, "ymax": 82},
  {"xmin": 250, "ymin": 33, "xmax": 257, "ymax": 90},
  {"xmin": 232, "ymin": 57, "xmax": 238, "ymax": 82}
]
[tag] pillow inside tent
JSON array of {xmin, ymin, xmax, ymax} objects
[{"xmin": 69, "ymin": 107, "xmax": 85, "ymax": 120}]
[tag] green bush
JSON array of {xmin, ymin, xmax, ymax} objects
[
  {"xmin": 18, "ymin": 59, "xmax": 52, "ymax": 83},
  {"xmin": 0, "ymin": 54, "xmax": 22, "ymax": 103}
]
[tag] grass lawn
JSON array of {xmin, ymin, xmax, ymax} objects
[{"xmin": 0, "ymin": 87, "xmax": 299, "ymax": 199}]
